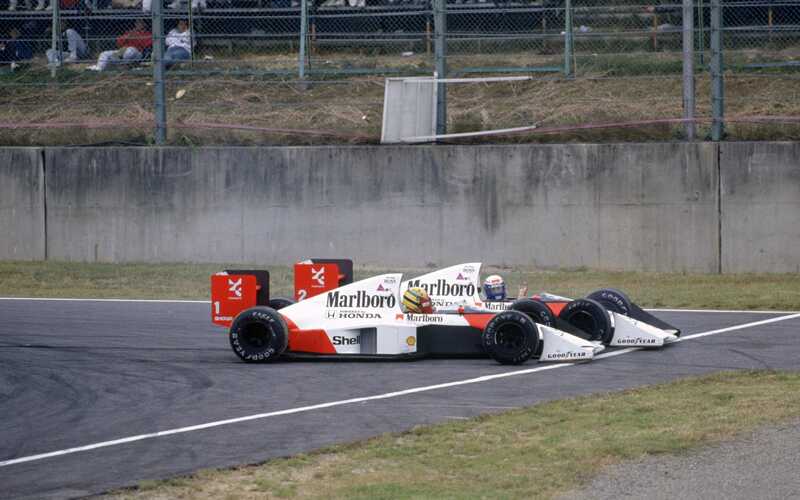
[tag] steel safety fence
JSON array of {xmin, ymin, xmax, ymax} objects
[{"xmin": 1, "ymin": 0, "xmax": 799, "ymax": 145}]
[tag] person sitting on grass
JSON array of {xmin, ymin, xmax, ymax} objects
[
  {"xmin": 0, "ymin": 27, "xmax": 33, "ymax": 71},
  {"xmin": 45, "ymin": 23, "xmax": 89, "ymax": 66},
  {"xmin": 87, "ymin": 19, "xmax": 152, "ymax": 72},
  {"xmin": 164, "ymin": 19, "xmax": 192, "ymax": 68}
]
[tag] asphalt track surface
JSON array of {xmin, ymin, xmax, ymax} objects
[{"xmin": 0, "ymin": 299, "xmax": 798, "ymax": 500}]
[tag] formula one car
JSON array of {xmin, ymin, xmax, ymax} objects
[
  {"xmin": 211, "ymin": 261, "xmax": 604, "ymax": 365},
  {"xmin": 404, "ymin": 263, "xmax": 681, "ymax": 348}
]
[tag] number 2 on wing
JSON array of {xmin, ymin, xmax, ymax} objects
[{"xmin": 298, "ymin": 289, "xmax": 308, "ymax": 301}]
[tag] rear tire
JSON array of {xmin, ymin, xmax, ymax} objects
[
  {"xmin": 482, "ymin": 310, "xmax": 540, "ymax": 365},
  {"xmin": 229, "ymin": 307, "xmax": 288, "ymax": 362},
  {"xmin": 268, "ymin": 297, "xmax": 295, "ymax": 310},
  {"xmin": 586, "ymin": 288, "xmax": 633, "ymax": 316},
  {"xmin": 558, "ymin": 298, "xmax": 614, "ymax": 344}
]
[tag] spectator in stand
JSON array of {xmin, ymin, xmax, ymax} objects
[
  {"xmin": 167, "ymin": 0, "xmax": 206, "ymax": 11},
  {"xmin": 0, "ymin": 27, "xmax": 33, "ymax": 70},
  {"xmin": 8, "ymin": 0, "xmax": 79, "ymax": 11},
  {"xmin": 45, "ymin": 22, "xmax": 89, "ymax": 65},
  {"xmin": 87, "ymin": 19, "xmax": 151, "ymax": 71},
  {"xmin": 164, "ymin": 19, "xmax": 192, "ymax": 68}
]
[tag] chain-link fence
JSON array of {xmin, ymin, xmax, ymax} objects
[{"xmin": 1, "ymin": 0, "xmax": 798, "ymax": 145}]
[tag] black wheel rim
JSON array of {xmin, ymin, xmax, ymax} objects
[
  {"xmin": 240, "ymin": 322, "xmax": 274, "ymax": 351},
  {"xmin": 493, "ymin": 322, "xmax": 526, "ymax": 356},
  {"xmin": 566, "ymin": 311, "xmax": 600, "ymax": 341}
]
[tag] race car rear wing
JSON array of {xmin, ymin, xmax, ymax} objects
[{"xmin": 211, "ymin": 258, "xmax": 354, "ymax": 328}]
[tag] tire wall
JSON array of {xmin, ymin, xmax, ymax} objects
[{"xmin": 0, "ymin": 143, "xmax": 797, "ymax": 273}]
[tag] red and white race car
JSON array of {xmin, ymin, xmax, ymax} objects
[
  {"xmin": 211, "ymin": 260, "xmax": 604, "ymax": 365},
  {"xmin": 404, "ymin": 263, "xmax": 681, "ymax": 348},
  {"xmin": 211, "ymin": 261, "xmax": 678, "ymax": 365}
]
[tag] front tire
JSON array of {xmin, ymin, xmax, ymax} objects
[
  {"xmin": 558, "ymin": 298, "xmax": 614, "ymax": 345},
  {"xmin": 510, "ymin": 298, "xmax": 557, "ymax": 327},
  {"xmin": 482, "ymin": 310, "xmax": 540, "ymax": 365},
  {"xmin": 586, "ymin": 288, "xmax": 633, "ymax": 316},
  {"xmin": 229, "ymin": 307, "xmax": 288, "ymax": 362}
]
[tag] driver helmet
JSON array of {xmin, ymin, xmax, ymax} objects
[
  {"xmin": 402, "ymin": 287, "xmax": 434, "ymax": 314},
  {"xmin": 482, "ymin": 275, "xmax": 507, "ymax": 301}
]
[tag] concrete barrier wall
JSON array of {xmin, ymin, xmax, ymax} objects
[
  {"xmin": 720, "ymin": 142, "xmax": 800, "ymax": 273},
  {"xmin": 41, "ymin": 144, "xmax": 719, "ymax": 272},
  {"xmin": 1, "ymin": 143, "xmax": 797, "ymax": 272},
  {"xmin": 0, "ymin": 148, "xmax": 45, "ymax": 260}
]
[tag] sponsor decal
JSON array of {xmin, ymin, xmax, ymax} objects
[
  {"xmin": 332, "ymin": 335, "xmax": 360, "ymax": 345},
  {"xmin": 456, "ymin": 273, "xmax": 467, "ymax": 281},
  {"xmin": 404, "ymin": 313, "xmax": 444, "ymax": 323},
  {"xmin": 228, "ymin": 278, "xmax": 243, "ymax": 299},
  {"xmin": 326, "ymin": 310, "xmax": 383, "ymax": 320},
  {"xmin": 543, "ymin": 351, "xmax": 588, "ymax": 360},
  {"xmin": 311, "ymin": 267, "xmax": 326, "ymax": 288},
  {"xmin": 462, "ymin": 265, "xmax": 476, "ymax": 274},
  {"xmin": 383, "ymin": 276, "xmax": 397, "ymax": 284},
  {"xmin": 326, "ymin": 290, "xmax": 397, "ymax": 309},
  {"xmin": 377, "ymin": 284, "xmax": 387, "ymax": 292},
  {"xmin": 481, "ymin": 301, "xmax": 511, "ymax": 311},
  {"xmin": 406, "ymin": 336, "xmax": 416, "ymax": 346},
  {"xmin": 615, "ymin": 337, "xmax": 658, "ymax": 345},
  {"xmin": 405, "ymin": 279, "xmax": 476, "ymax": 298}
]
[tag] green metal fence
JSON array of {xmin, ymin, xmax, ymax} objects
[{"xmin": 0, "ymin": 0, "xmax": 798, "ymax": 145}]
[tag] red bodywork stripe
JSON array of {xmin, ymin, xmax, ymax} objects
[
  {"xmin": 283, "ymin": 317, "xmax": 337, "ymax": 354},
  {"xmin": 546, "ymin": 302, "xmax": 568, "ymax": 316},
  {"xmin": 463, "ymin": 313, "xmax": 495, "ymax": 330}
]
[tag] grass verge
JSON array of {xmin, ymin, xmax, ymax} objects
[
  {"xmin": 104, "ymin": 370, "xmax": 800, "ymax": 499},
  {"xmin": 1, "ymin": 261, "xmax": 799, "ymax": 311}
]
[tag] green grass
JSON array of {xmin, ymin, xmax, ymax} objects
[
  {"xmin": 1, "ymin": 261, "xmax": 799, "ymax": 311},
  {"xmin": 103, "ymin": 370, "xmax": 800, "ymax": 499}
]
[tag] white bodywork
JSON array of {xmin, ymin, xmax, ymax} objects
[
  {"xmin": 401, "ymin": 263, "xmax": 678, "ymax": 348},
  {"xmin": 278, "ymin": 268, "xmax": 600, "ymax": 361}
]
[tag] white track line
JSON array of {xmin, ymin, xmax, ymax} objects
[
  {"xmin": 0, "ymin": 297, "xmax": 797, "ymax": 315},
  {"xmin": 1, "ymin": 312, "xmax": 798, "ymax": 469},
  {"xmin": 647, "ymin": 308, "xmax": 800, "ymax": 314}
]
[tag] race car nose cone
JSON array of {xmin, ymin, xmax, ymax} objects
[{"xmin": 590, "ymin": 342, "xmax": 606, "ymax": 354}]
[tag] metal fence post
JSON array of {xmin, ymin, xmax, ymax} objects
[
  {"xmin": 153, "ymin": 0, "xmax": 167, "ymax": 144},
  {"xmin": 434, "ymin": 0, "xmax": 447, "ymax": 137},
  {"xmin": 49, "ymin": 0, "xmax": 61, "ymax": 78},
  {"xmin": 697, "ymin": 0, "xmax": 705, "ymax": 65},
  {"xmin": 563, "ymin": 0, "xmax": 574, "ymax": 78},
  {"xmin": 682, "ymin": 0, "xmax": 695, "ymax": 140},
  {"xmin": 299, "ymin": 0, "xmax": 308, "ymax": 80},
  {"xmin": 710, "ymin": 0, "xmax": 724, "ymax": 141}
]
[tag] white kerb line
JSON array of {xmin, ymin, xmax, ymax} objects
[{"xmin": 1, "ymin": 312, "xmax": 798, "ymax": 469}]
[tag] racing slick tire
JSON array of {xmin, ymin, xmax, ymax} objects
[
  {"xmin": 586, "ymin": 288, "xmax": 633, "ymax": 316},
  {"xmin": 558, "ymin": 298, "xmax": 614, "ymax": 345},
  {"xmin": 229, "ymin": 306, "xmax": 289, "ymax": 362},
  {"xmin": 509, "ymin": 298, "xmax": 557, "ymax": 327},
  {"xmin": 268, "ymin": 297, "xmax": 295, "ymax": 310},
  {"xmin": 482, "ymin": 310, "xmax": 540, "ymax": 365}
]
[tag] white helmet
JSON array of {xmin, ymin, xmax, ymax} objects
[{"xmin": 482, "ymin": 274, "xmax": 507, "ymax": 301}]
